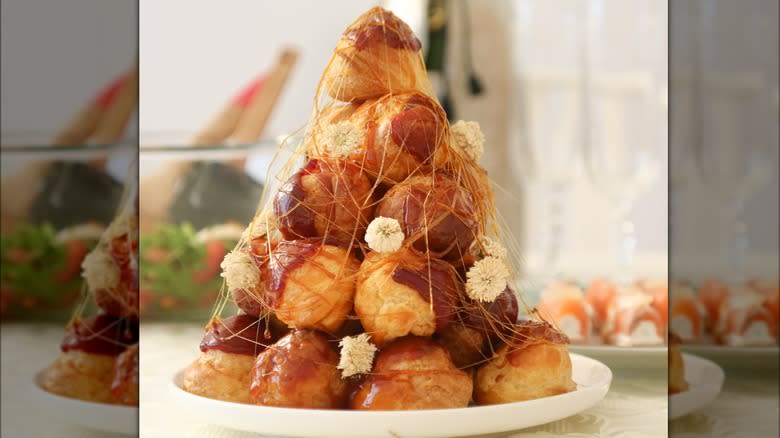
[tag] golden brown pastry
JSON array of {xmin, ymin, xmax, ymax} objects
[
  {"xmin": 43, "ymin": 314, "xmax": 137, "ymax": 403},
  {"xmin": 475, "ymin": 320, "xmax": 576, "ymax": 405},
  {"xmin": 306, "ymin": 92, "xmax": 449, "ymax": 185},
  {"xmin": 350, "ymin": 336, "xmax": 472, "ymax": 410},
  {"xmin": 375, "ymin": 174, "xmax": 478, "ymax": 261},
  {"xmin": 110, "ymin": 343, "xmax": 139, "ymax": 405},
  {"xmin": 274, "ymin": 159, "xmax": 374, "ymax": 244},
  {"xmin": 265, "ymin": 240, "xmax": 360, "ymax": 333},
  {"xmin": 668, "ymin": 332, "xmax": 688, "ymax": 394},
  {"xmin": 437, "ymin": 287, "xmax": 519, "ymax": 368},
  {"xmin": 183, "ymin": 314, "xmax": 281, "ymax": 403},
  {"xmin": 354, "ymin": 247, "xmax": 460, "ymax": 345},
  {"xmin": 250, "ymin": 329, "xmax": 348, "ymax": 409},
  {"xmin": 322, "ymin": 7, "xmax": 434, "ymax": 103},
  {"xmin": 228, "ymin": 233, "xmax": 280, "ymax": 317}
]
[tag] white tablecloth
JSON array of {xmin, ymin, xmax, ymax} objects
[
  {"xmin": 138, "ymin": 324, "xmax": 668, "ymax": 438},
  {"xmin": 8, "ymin": 323, "xmax": 774, "ymax": 437}
]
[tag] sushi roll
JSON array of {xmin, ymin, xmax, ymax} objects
[
  {"xmin": 714, "ymin": 287, "xmax": 777, "ymax": 346},
  {"xmin": 537, "ymin": 281, "xmax": 592, "ymax": 344},
  {"xmin": 603, "ymin": 287, "xmax": 665, "ymax": 347},
  {"xmin": 669, "ymin": 282, "xmax": 706, "ymax": 343},
  {"xmin": 584, "ymin": 278, "xmax": 617, "ymax": 331}
]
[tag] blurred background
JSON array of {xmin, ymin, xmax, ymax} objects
[
  {"xmin": 2, "ymin": 0, "xmax": 137, "ymax": 322},
  {"xmin": 139, "ymin": 0, "xmax": 668, "ymax": 314}
]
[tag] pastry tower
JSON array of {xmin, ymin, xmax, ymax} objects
[
  {"xmin": 184, "ymin": 7, "xmax": 576, "ymax": 408},
  {"xmin": 42, "ymin": 162, "xmax": 139, "ymax": 406}
]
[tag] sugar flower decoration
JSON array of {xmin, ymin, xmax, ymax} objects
[
  {"xmin": 322, "ymin": 120, "xmax": 362, "ymax": 158},
  {"xmin": 242, "ymin": 211, "xmax": 276, "ymax": 242},
  {"xmin": 365, "ymin": 216, "xmax": 404, "ymax": 253},
  {"xmin": 81, "ymin": 247, "xmax": 120, "ymax": 291},
  {"xmin": 337, "ymin": 333, "xmax": 378, "ymax": 378},
  {"xmin": 220, "ymin": 250, "xmax": 259, "ymax": 291},
  {"xmin": 476, "ymin": 236, "xmax": 507, "ymax": 259},
  {"xmin": 451, "ymin": 120, "xmax": 485, "ymax": 161},
  {"xmin": 465, "ymin": 256, "xmax": 510, "ymax": 302}
]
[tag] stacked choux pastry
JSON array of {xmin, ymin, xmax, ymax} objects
[{"xmin": 183, "ymin": 7, "xmax": 576, "ymax": 410}]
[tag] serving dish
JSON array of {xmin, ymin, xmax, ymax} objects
[
  {"xmin": 669, "ymin": 353, "xmax": 725, "ymax": 420},
  {"xmin": 170, "ymin": 353, "xmax": 611, "ymax": 438},
  {"xmin": 33, "ymin": 369, "xmax": 138, "ymax": 435}
]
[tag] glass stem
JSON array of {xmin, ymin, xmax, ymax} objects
[
  {"xmin": 728, "ymin": 196, "xmax": 748, "ymax": 284},
  {"xmin": 544, "ymin": 184, "xmax": 566, "ymax": 278},
  {"xmin": 614, "ymin": 197, "xmax": 636, "ymax": 284}
]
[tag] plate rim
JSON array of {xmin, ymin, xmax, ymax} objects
[
  {"xmin": 668, "ymin": 352, "xmax": 725, "ymax": 420},
  {"xmin": 168, "ymin": 353, "xmax": 612, "ymax": 437},
  {"xmin": 32, "ymin": 369, "xmax": 138, "ymax": 434},
  {"xmin": 569, "ymin": 344, "xmax": 668, "ymax": 354}
]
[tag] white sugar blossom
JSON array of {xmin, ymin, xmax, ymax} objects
[
  {"xmin": 322, "ymin": 120, "xmax": 362, "ymax": 158},
  {"xmin": 466, "ymin": 256, "xmax": 510, "ymax": 303},
  {"xmin": 451, "ymin": 120, "xmax": 485, "ymax": 161},
  {"xmin": 365, "ymin": 217, "xmax": 404, "ymax": 253},
  {"xmin": 476, "ymin": 236, "xmax": 507, "ymax": 259},
  {"xmin": 220, "ymin": 250, "xmax": 259, "ymax": 291},
  {"xmin": 241, "ymin": 211, "xmax": 276, "ymax": 242},
  {"xmin": 81, "ymin": 247, "xmax": 120, "ymax": 291},
  {"xmin": 337, "ymin": 333, "xmax": 378, "ymax": 378}
]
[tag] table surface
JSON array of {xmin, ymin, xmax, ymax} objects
[{"xmin": 1, "ymin": 323, "xmax": 777, "ymax": 438}]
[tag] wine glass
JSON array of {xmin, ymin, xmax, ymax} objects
[
  {"xmin": 509, "ymin": 0, "xmax": 588, "ymax": 281},
  {"xmin": 692, "ymin": 0, "xmax": 777, "ymax": 284},
  {"xmin": 583, "ymin": 0, "xmax": 666, "ymax": 284}
]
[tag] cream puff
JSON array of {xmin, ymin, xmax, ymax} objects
[
  {"xmin": 321, "ymin": 7, "xmax": 434, "ymax": 102},
  {"xmin": 250, "ymin": 329, "xmax": 348, "ymax": 409},
  {"xmin": 474, "ymin": 320, "xmax": 576, "ymax": 405},
  {"xmin": 306, "ymin": 92, "xmax": 449, "ymax": 185},
  {"xmin": 350, "ymin": 336, "xmax": 472, "ymax": 410},
  {"xmin": 274, "ymin": 159, "xmax": 374, "ymax": 244},
  {"xmin": 438, "ymin": 287, "xmax": 519, "ymax": 368},
  {"xmin": 354, "ymin": 247, "xmax": 460, "ymax": 345},
  {"xmin": 668, "ymin": 332, "xmax": 688, "ymax": 394},
  {"xmin": 375, "ymin": 174, "xmax": 478, "ymax": 261},
  {"xmin": 110, "ymin": 343, "xmax": 139, "ymax": 406},
  {"xmin": 183, "ymin": 314, "xmax": 281, "ymax": 403},
  {"xmin": 265, "ymin": 239, "xmax": 360, "ymax": 333},
  {"xmin": 43, "ymin": 314, "xmax": 137, "ymax": 403}
]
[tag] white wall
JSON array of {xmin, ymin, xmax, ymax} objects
[
  {"xmin": 1, "ymin": 0, "xmax": 137, "ymax": 139},
  {"xmin": 139, "ymin": 0, "xmax": 378, "ymax": 143}
]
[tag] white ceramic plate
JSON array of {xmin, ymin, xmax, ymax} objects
[
  {"xmin": 669, "ymin": 353, "xmax": 725, "ymax": 420},
  {"xmin": 680, "ymin": 345, "xmax": 779, "ymax": 369},
  {"xmin": 33, "ymin": 370, "xmax": 138, "ymax": 435},
  {"xmin": 569, "ymin": 345, "xmax": 667, "ymax": 369},
  {"xmin": 170, "ymin": 353, "xmax": 611, "ymax": 438}
]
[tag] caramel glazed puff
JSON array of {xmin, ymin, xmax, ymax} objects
[
  {"xmin": 183, "ymin": 314, "xmax": 284, "ymax": 403},
  {"xmin": 305, "ymin": 91, "xmax": 450, "ymax": 186},
  {"xmin": 475, "ymin": 320, "xmax": 577, "ymax": 405},
  {"xmin": 273, "ymin": 159, "xmax": 374, "ymax": 244},
  {"xmin": 355, "ymin": 247, "xmax": 460, "ymax": 346},
  {"xmin": 43, "ymin": 314, "xmax": 138, "ymax": 404},
  {"xmin": 322, "ymin": 7, "xmax": 435, "ymax": 103},
  {"xmin": 250, "ymin": 329, "xmax": 349, "ymax": 409},
  {"xmin": 351, "ymin": 336, "xmax": 473, "ymax": 410},
  {"xmin": 264, "ymin": 239, "xmax": 360, "ymax": 334}
]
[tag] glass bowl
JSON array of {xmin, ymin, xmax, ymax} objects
[
  {"xmin": 138, "ymin": 140, "xmax": 282, "ymax": 321},
  {"xmin": 0, "ymin": 140, "xmax": 135, "ymax": 321}
]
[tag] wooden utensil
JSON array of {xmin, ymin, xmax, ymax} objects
[
  {"xmin": 231, "ymin": 48, "xmax": 298, "ymax": 144},
  {"xmin": 1, "ymin": 64, "xmax": 138, "ymax": 233},
  {"xmin": 139, "ymin": 48, "xmax": 299, "ymax": 232}
]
